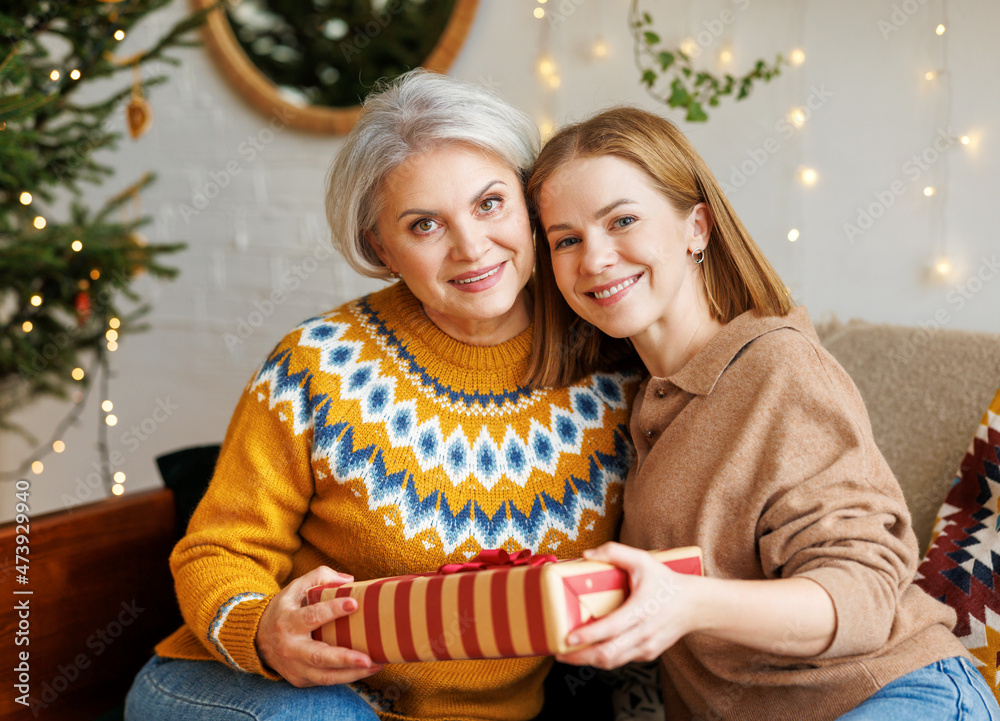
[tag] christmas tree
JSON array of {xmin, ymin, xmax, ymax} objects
[{"xmin": 0, "ymin": 0, "xmax": 208, "ymax": 464}]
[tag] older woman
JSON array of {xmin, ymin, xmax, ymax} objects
[{"xmin": 124, "ymin": 70, "xmax": 639, "ymax": 721}]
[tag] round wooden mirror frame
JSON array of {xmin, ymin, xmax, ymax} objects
[{"xmin": 190, "ymin": 0, "xmax": 480, "ymax": 134}]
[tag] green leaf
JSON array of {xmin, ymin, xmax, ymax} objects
[
  {"xmin": 686, "ymin": 102, "xmax": 708, "ymax": 122},
  {"xmin": 644, "ymin": 31, "xmax": 661, "ymax": 45},
  {"xmin": 658, "ymin": 51, "xmax": 674, "ymax": 70},
  {"xmin": 641, "ymin": 69, "xmax": 657, "ymax": 87},
  {"xmin": 668, "ymin": 79, "xmax": 691, "ymax": 107},
  {"xmin": 643, "ymin": 12, "xmax": 652, "ymax": 24}
]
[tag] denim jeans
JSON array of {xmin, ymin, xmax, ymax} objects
[
  {"xmin": 124, "ymin": 655, "xmax": 379, "ymax": 721},
  {"xmin": 838, "ymin": 657, "xmax": 1000, "ymax": 720}
]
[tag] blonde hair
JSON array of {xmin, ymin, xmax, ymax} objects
[
  {"xmin": 325, "ymin": 69, "xmax": 539, "ymax": 279},
  {"xmin": 525, "ymin": 106, "xmax": 791, "ymax": 387}
]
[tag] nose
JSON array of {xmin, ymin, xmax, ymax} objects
[
  {"xmin": 579, "ymin": 234, "xmax": 617, "ymax": 276},
  {"xmin": 448, "ymin": 217, "xmax": 490, "ymax": 261}
]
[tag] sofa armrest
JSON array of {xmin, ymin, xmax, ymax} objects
[{"xmin": 0, "ymin": 488, "xmax": 179, "ymax": 720}]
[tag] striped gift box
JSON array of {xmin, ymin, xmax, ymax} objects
[{"xmin": 307, "ymin": 547, "xmax": 702, "ymax": 663}]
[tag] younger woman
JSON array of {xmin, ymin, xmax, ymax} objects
[{"xmin": 526, "ymin": 106, "xmax": 999, "ymax": 721}]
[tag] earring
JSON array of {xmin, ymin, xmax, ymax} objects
[
  {"xmin": 692, "ymin": 248, "xmax": 705, "ymax": 264},
  {"xmin": 391, "ymin": 271, "xmax": 400, "ymax": 280}
]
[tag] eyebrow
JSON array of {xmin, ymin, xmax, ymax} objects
[
  {"xmin": 395, "ymin": 180, "xmax": 508, "ymax": 222},
  {"xmin": 544, "ymin": 198, "xmax": 636, "ymax": 235}
]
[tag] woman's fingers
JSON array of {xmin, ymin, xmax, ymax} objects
[
  {"xmin": 557, "ymin": 544, "xmax": 699, "ymax": 668},
  {"xmin": 256, "ymin": 566, "xmax": 361, "ymax": 683},
  {"xmin": 282, "ymin": 565, "xmax": 354, "ymax": 608},
  {"xmin": 584, "ymin": 541, "xmax": 658, "ymax": 575},
  {"xmin": 295, "ymin": 596, "xmax": 359, "ymax": 635},
  {"xmin": 303, "ymin": 638, "xmax": 379, "ymax": 673}
]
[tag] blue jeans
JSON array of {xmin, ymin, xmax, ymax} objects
[
  {"xmin": 838, "ymin": 657, "xmax": 1000, "ymax": 720},
  {"xmin": 124, "ymin": 655, "xmax": 379, "ymax": 721}
]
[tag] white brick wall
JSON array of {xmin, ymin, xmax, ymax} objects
[{"xmin": 4, "ymin": 0, "xmax": 999, "ymax": 518}]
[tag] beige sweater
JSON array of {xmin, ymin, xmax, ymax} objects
[{"xmin": 619, "ymin": 307, "xmax": 970, "ymax": 721}]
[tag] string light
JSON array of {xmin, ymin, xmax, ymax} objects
[
  {"xmin": 787, "ymin": 229, "xmax": 800, "ymax": 242},
  {"xmin": 72, "ymin": 367, "xmax": 85, "ymax": 380},
  {"xmin": 114, "ymin": 471, "xmax": 126, "ymax": 483},
  {"xmin": 107, "ymin": 341, "xmax": 118, "ymax": 352},
  {"xmin": 789, "ymin": 107, "xmax": 807, "ymax": 128},
  {"xmin": 71, "ymin": 240, "xmax": 83, "ymax": 251},
  {"xmin": 33, "ymin": 216, "xmax": 46, "ymax": 229},
  {"xmin": 934, "ymin": 256, "xmax": 951, "ymax": 276},
  {"xmin": 102, "ymin": 400, "xmax": 114, "ymax": 412},
  {"xmin": 112, "ymin": 484, "xmax": 124, "ymax": 496},
  {"xmin": 924, "ymin": 186, "xmax": 936, "ymax": 196},
  {"xmin": 799, "ymin": 167, "xmax": 818, "ymax": 186},
  {"xmin": 546, "ymin": 74, "xmax": 561, "ymax": 89},
  {"xmin": 537, "ymin": 57, "xmax": 555, "ymax": 77},
  {"xmin": 105, "ymin": 414, "xmax": 118, "ymax": 426},
  {"xmin": 114, "ymin": 29, "xmax": 126, "ymax": 40},
  {"xmin": 539, "ymin": 118, "xmax": 555, "ymax": 141},
  {"xmin": 90, "ymin": 269, "xmax": 101, "ymax": 280},
  {"xmin": 106, "ymin": 329, "xmax": 118, "ymax": 341},
  {"xmin": 935, "ymin": 24, "xmax": 946, "ymax": 35},
  {"xmin": 533, "ymin": 7, "xmax": 544, "ymax": 19},
  {"xmin": 78, "ymin": 279, "xmax": 90, "ymax": 290},
  {"xmin": 31, "ymin": 461, "xmax": 44, "ymax": 475},
  {"xmin": 49, "ymin": 69, "xmax": 60, "ymax": 81},
  {"xmin": 680, "ymin": 38, "xmax": 698, "ymax": 57},
  {"xmin": 109, "ymin": 317, "xmax": 121, "ymax": 329},
  {"xmin": 719, "ymin": 47, "xmax": 732, "ymax": 65},
  {"xmin": 30, "ymin": 294, "xmax": 42, "ymax": 306},
  {"xmin": 53, "ymin": 440, "xmax": 65, "ymax": 453},
  {"xmin": 789, "ymin": 48, "xmax": 806, "ymax": 65},
  {"xmin": 925, "ymin": 71, "xmax": 937, "ymax": 80},
  {"xmin": 19, "ymin": 192, "xmax": 32, "ymax": 204},
  {"xmin": 22, "ymin": 321, "xmax": 32, "ymax": 332},
  {"xmin": 70, "ymin": 69, "xmax": 81, "ymax": 80},
  {"xmin": 593, "ymin": 40, "xmax": 610, "ymax": 59},
  {"xmin": 960, "ymin": 135, "xmax": 970, "ymax": 145}
]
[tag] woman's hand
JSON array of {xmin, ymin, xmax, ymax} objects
[
  {"xmin": 256, "ymin": 566, "xmax": 383, "ymax": 687},
  {"xmin": 556, "ymin": 542, "xmax": 702, "ymax": 669},
  {"xmin": 556, "ymin": 542, "xmax": 838, "ymax": 669}
]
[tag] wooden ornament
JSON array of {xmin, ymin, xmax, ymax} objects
[{"xmin": 126, "ymin": 95, "xmax": 153, "ymax": 139}]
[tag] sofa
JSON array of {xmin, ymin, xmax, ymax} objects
[{"xmin": 3, "ymin": 316, "xmax": 999, "ymax": 720}]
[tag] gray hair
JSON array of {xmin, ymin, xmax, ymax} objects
[{"xmin": 325, "ymin": 69, "xmax": 540, "ymax": 279}]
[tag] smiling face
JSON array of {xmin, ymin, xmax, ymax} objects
[
  {"xmin": 369, "ymin": 143, "xmax": 534, "ymax": 346},
  {"xmin": 539, "ymin": 154, "xmax": 714, "ymax": 363}
]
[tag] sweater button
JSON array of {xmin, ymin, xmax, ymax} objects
[
  {"xmin": 643, "ymin": 429, "xmax": 655, "ymax": 439},
  {"xmin": 655, "ymin": 388, "xmax": 666, "ymax": 398}
]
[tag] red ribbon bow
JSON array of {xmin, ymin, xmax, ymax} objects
[{"xmin": 438, "ymin": 548, "xmax": 557, "ymax": 575}]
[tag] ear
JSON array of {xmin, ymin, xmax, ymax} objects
[
  {"xmin": 364, "ymin": 229, "xmax": 395, "ymax": 273},
  {"xmin": 685, "ymin": 203, "xmax": 713, "ymax": 252}
]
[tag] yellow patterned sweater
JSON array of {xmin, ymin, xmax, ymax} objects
[{"xmin": 155, "ymin": 283, "xmax": 639, "ymax": 720}]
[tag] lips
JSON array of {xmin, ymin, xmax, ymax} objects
[
  {"xmin": 449, "ymin": 262, "xmax": 506, "ymax": 293},
  {"xmin": 586, "ymin": 273, "xmax": 642, "ymax": 300},
  {"xmin": 453, "ymin": 264, "xmax": 502, "ymax": 285}
]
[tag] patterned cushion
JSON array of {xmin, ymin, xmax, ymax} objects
[{"xmin": 916, "ymin": 387, "xmax": 1000, "ymax": 699}]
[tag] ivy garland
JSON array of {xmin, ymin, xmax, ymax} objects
[{"xmin": 630, "ymin": 1, "xmax": 784, "ymax": 122}]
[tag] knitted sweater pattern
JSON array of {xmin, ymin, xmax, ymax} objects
[{"xmin": 155, "ymin": 283, "xmax": 639, "ymax": 721}]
